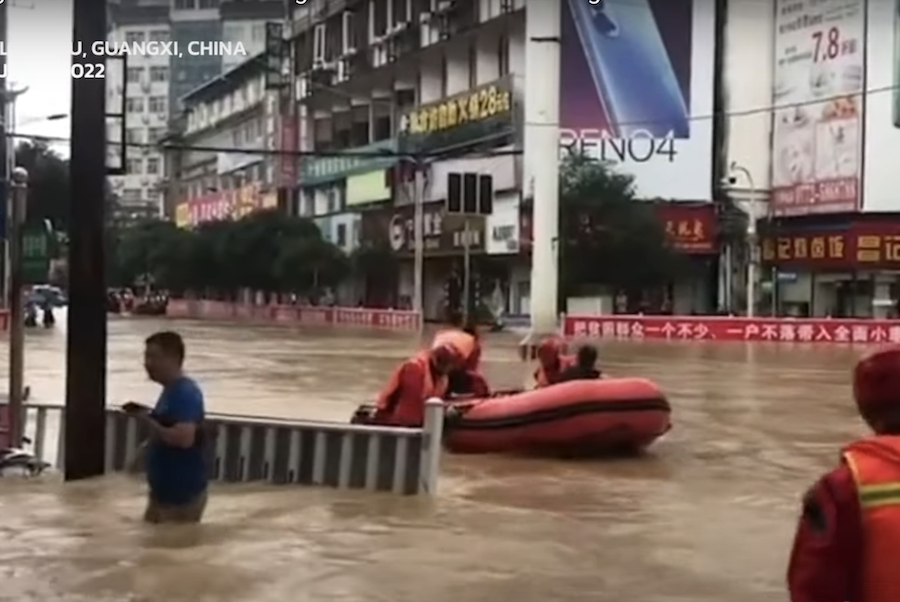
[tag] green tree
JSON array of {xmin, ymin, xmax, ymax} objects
[
  {"xmin": 15, "ymin": 141, "xmax": 69, "ymax": 230},
  {"xmin": 111, "ymin": 210, "xmax": 350, "ymax": 297},
  {"xmin": 559, "ymin": 153, "xmax": 685, "ymax": 299}
]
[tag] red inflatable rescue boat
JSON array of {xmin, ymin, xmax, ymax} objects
[{"xmin": 444, "ymin": 378, "xmax": 671, "ymax": 455}]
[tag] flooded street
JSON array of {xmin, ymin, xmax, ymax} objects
[{"xmin": 0, "ymin": 314, "xmax": 867, "ymax": 601}]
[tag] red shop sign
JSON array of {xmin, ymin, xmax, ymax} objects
[{"xmin": 653, "ymin": 203, "xmax": 717, "ymax": 254}]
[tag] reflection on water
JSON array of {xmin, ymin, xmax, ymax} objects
[{"xmin": 0, "ymin": 316, "xmax": 871, "ymax": 601}]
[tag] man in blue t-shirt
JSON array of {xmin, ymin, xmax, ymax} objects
[{"xmin": 134, "ymin": 331, "xmax": 208, "ymax": 523}]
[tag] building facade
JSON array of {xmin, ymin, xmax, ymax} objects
[
  {"xmin": 283, "ymin": 0, "xmax": 721, "ymax": 319},
  {"xmin": 169, "ymin": 55, "xmax": 278, "ymax": 226},
  {"xmin": 106, "ymin": 0, "xmax": 282, "ymax": 217},
  {"xmin": 721, "ymin": 0, "xmax": 900, "ymax": 319}
]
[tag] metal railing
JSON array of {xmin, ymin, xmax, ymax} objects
[{"xmin": 11, "ymin": 399, "xmax": 445, "ymax": 495}]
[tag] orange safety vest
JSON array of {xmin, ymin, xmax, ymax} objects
[
  {"xmin": 533, "ymin": 355, "xmax": 574, "ymax": 388},
  {"xmin": 432, "ymin": 329, "xmax": 476, "ymax": 361},
  {"xmin": 844, "ymin": 435, "xmax": 900, "ymax": 602},
  {"xmin": 376, "ymin": 351, "xmax": 448, "ymax": 413}
]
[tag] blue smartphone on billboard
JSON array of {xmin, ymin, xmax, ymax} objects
[{"xmin": 566, "ymin": 0, "xmax": 690, "ymax": 138}]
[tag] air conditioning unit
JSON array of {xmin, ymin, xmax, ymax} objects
[
  {"xmin": 157, "ymin": 112, "xmax": 167, "ymax": 121},
  {"xmin": 141, "ymin": 82, "xmax": 151, "ymax": 93},
  {"xmin": 141, "ymin": 178, "xmax": 150, "ymax": 186},
  {"xmin": 141, "ymin": 115, "xmax": 150, "ymax": 124},
  {"xmin": 296, "ymin": 74, "xmax": 310, "ymax": 99},
  {"xmin": 505, "ymin": 239, "xmax": 518, "ymax": 252},
  {"xmin": 434, "ymin": 0, "xmax": 455, "ymax": 13},
  {"xmin": 335, "ymin": 59, "xmax": 349, "ymax": 84},
  {"xmin": 388, "ymin": 20, "xmax": 410, "ymax": 37}
]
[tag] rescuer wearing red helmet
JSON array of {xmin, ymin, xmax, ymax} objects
[
  {"xmin": 432, "ymin": 324, "xmax": 489, "ymax": 397},
  {"xmin": 533, "ymin": 336, "xmax": 575, "ymax": 388},
  {"xmin": 372, "ymin": 342, "xmax": 461, "ymax": 427},
  {"xmin": 788, "ymin": 344, "xmax": 900, "ymax": 602}
]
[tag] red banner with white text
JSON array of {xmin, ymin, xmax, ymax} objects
[
  {"xmin": 565, "ymin": 314, "xmax": 900, "ymax": 344},
  {"xmin": 166, "ymin": 299, "xmax": 420, "ymax": 331}
]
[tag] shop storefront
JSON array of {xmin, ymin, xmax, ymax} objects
[
  {"xmin": 360, "ymin": 203, "xmax": 486, "ymax": 321},
  {"xmin": 648, "ymin": 202, "xmax": 720, "ymax": 314},
  {"xmin": 761, "ymin": 221, "xmax": 900, "ymax": 318}
]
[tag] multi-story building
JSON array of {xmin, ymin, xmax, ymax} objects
[
  {"xmin": 286, "ymin": 0, "xmax": 525, "ymax": 317},
  {"xmin": 105, "ymin": 0, "xmax": 283, "ymax": 217},
  {"xmin": 169, "ymin": 55, "xmax": 278, "ymax": 227},
  {"xmin": 285, "ymin": 0, "xmax": 720, "ymax": 318}
]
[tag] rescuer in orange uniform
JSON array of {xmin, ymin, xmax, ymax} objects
[
  {"xmin": 787, "ymin": 344, "xmax": 900, "ymax": 602},
  {"xmin": 432, "ymin": 326, "xmax": 489, "ymax": 397},
  {"xmin": 533, "ymin": 336, "xmax": 574, "ymax": 388},
  {"xmin": 372, "ymin": 342, "xmax": 461, "ymax": 427}
]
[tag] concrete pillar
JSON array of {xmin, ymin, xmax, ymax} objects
[{"xmin": 522, "ymin": 0, "xmax": 561, "ymax": 344}]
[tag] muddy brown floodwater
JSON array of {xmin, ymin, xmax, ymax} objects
[{"xmin": 0, "ymin": 312, "xmax": 869, "ymax": 602}]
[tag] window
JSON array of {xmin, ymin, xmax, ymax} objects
[
  {"xmin": 127, "ymin": 158, "xmax": 143, "ymax": 174},
  {"xmin": 146, "ymin": 157, "xmax": 160, "ymax": 174},
  {"xmin": 440, "ymin": 55, "xmax": 448, "ymax": 97},
  {"xmin": 127, "ymin": 67, "xmax": 143, "ymax": 83},
  {"xmin": 125, "ymin": 31, "xmax": 145, "ymax": 45},
  {"xmin": 252, "ymin": 23, "xmax": 265, "ymax": 42},
  {"xmin": 148, "ymin": 127, "xmax": 167, "ymax": 143},
  {"xmin": 148, "ymin": 96, "xmax": 166, "ymax": 113},
  {"xmin": 223, "ymin": 25, "xmax": 240, "ymax": 42},
  {"xmin": 122, "ymin": 188, "xmax": 142, "ymax": 202},
  {"xmin": 149, "ymin": 30, "xmax": 169, "ymax": 43},
  {"xmin": 173, "ymin": 0, "xmax": 194, "ymax": 9},
  {"xmin": 468, "ymin": 43, "xmax": 477, "ymax": 88},
  {"xmin": 498, "ymin": 35, "xmax": 509, "ymax": 76},
  {"xmin": 327, "ymin": 188, "xmax": 338, "ymax": 213},
  {"xmin": 336, "ymin": 223, "xmax": 346, "ymax": 247},
  {"xmin": 125, "ymin": 128, "xmax": 143, "ymax": 143},
  {"xmin": 126, "ymin": 97, "xmax": 144, "ymax": 113},
  {"xmin": 150, "ymin": 66, "xmax": 168, "ymax": 82},
  {"xmin": 198, "ymin": 0, "xmax": 218, "ymax": 8}
]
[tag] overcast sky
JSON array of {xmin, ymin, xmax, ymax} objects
[{"xmin": 8, "ymin": 0, "xmax": 74, "ymax": 153}]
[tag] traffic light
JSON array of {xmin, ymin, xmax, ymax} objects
[
  {"xmin": 447, "ymin": 172, "xmax": 462, "ymax": 213},
  {"xmin": 444, "ymin": 171, "xmax": 494, "ymax": 215}
]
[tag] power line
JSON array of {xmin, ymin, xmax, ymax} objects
[{"xmin": 7, "ymin": 78, "xmax": 893, "ymax": 157}]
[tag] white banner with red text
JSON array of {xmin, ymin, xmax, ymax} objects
[
  {"xmin": 564, "ymin": 314, "xmax": 900, "ymax": 344},
  {"xmin": 165, "ymin": 300, "xmax": 421, "ymax": 332}
]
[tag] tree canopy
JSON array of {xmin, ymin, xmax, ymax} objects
[
  {"xmin": 108, "ymin": 209, "xmax": 351, "ymax": 297},
  {"xmin": 557, "ymin": 153, "xmax": 686, "ymax": 297}
]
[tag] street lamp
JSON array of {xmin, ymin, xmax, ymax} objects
[
  {"xmin": 17, "ymin": 113, "xmax": 67, "ymax": 128},
  {"xmin": 725, "ymin": 161, "xmax": 758, "ymax": 317},
  {"xmin": 7, "ymin": 165, "xmax": 27, "ymax": 448}
]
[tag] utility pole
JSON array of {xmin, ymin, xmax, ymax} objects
[
  {"xmin": 65, "ymin": 0, "xmax": 108, "ymax": 480},
  {"xmin": 0, "ymin": 0, "xmax": 8, "ymax": 308}
]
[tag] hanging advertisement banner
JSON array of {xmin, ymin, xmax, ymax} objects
[
  {"xmin": 558, "ymin": 0, "xmax": 716, "ymax": 200},
  {"xmin": 770, "ymin": 0, "xmax": 865, "ymax": 216}
]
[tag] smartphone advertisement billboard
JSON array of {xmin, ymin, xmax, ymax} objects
[
  {"xmin": 862, "ymin": 0, "xmax": 900, "ymax": 212},
  {"xmin": 770, "ymin": 0, "xmax": 864, "ymax": 216},
  {"xmin": 558, "ymin": 0, "xmax": 716, "ymax": 201}
]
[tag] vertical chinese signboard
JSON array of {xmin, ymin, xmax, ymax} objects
[
  {"xmin": 21, "ymin": 219, "xmax": 53, "ymax": 284},
  {"xmin": 770, "ymin": 0, "xmax": 865, "ymax": 216}
]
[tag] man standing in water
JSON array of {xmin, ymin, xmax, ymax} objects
[{"xmin": 129, "ymin": 331, "xmax": 208, "ymax": 523}]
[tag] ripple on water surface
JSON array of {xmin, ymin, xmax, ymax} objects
[{"xmin": 0, "ymin": 317, "xmax": 871, "ymax": 601}]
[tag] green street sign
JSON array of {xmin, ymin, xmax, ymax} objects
[{"xmin": 21, "ymin": 219, "xmax": 53, "ymax": 285}]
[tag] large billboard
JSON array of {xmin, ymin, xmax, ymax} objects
[
  {"xmin": 770, "ymin": 0, "xmax": 865, "ymax": 216},
  {"xmin": 559, "ymin": 0, "xmax": 716, "ymax": 201},
  {"xmin": 863, "ymin": 0, "xmax": 897, "ymax": 212}
]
